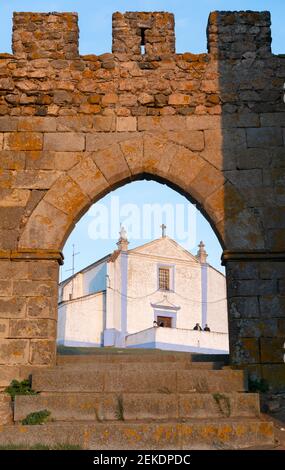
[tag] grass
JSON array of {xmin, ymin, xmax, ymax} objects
[
  {"xmin": 115, "ymin": 395, "xmax": 125, "ymax": 421},
  {"xmin": 0, "ymin": 444, "xmax": 82, "ymax": 450},
  {"xmin": 21, "ymin": 410, "xmax": 51, "ymax": 425},
  {"xmin": 213, "ymin": 393, "xmax": 231, "ymax": 417},
  {"xmin": 5, "ymin": 379, "xmax": 38, "ymax": 401}
]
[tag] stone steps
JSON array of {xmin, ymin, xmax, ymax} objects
[
  {"xmin": 50, "ymin": 361, "xmax": 223, "ymax": 372},
  {"xmin": 0, "ymin": 420, "xmax": 274, "ymax": 450},
  {"xmin": 14, "ymin": 392, "xmax": 260, "ymax": 422},
  {"xmin": 56, "ymin": 352, "xmax": 229, "ymax": 365},
  {"xmin": 32, "ymin": 368, "xmax": 246, "ymax": 393},
  {"xmin": 0, "ymin": 353, "xmax": 273, "ymax": 449}
]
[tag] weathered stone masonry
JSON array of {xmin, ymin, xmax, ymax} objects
[{"xmin": 0, "ymin": 11, "xmax": 284, "ymax": 389}]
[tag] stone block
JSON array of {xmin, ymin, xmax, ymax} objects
[
  {"xmin": 158, "ymin": 116, "xmax": 186, "ymax": 132},
  {"xmin": 259, "ymin": 295, "xmax": 285, "ymax": 318},
  {"xmin": 0, "ymin": 117, "xmax": 18, "ymax": 132},
  {"xmin": 18, "ymin": 117, "xmax": 56, "ymax": 132},
  {"xmin": 0, "ymin": 339, "xmax": 29, "ymax": 365},
  {"xmin": 116, "ymin": 117, "xmax": 137, "ymax": 132},
  {"xmin": 104, "ymin": 370, "xmax": 177, "ymax": 393},
  {"xmin": 29, "ymin": 339, "xmax": 56, "ymax": 365},
  {"xmin": 236, "ymin": 319, "xmax": 278, "ymax": 338},
  {"xmin": 167, "ymin": 146, "xmax": 205, "ymax": 192},
  {"xmin": 0, "ymin": 297, "xmax": 26, "ymax": 318},
  {"xmin": 91, "ymin": 144, "xmax": 131, "ymax": 184},
  {"xmin": 101, "ymin": 93, "xmax": 118, "ymax": 105},
  {"xmin": 0, "ymin": 394, "xmax": 13, "ymax": 424},
  {"xmin": 189, "ymin": 163, "xmax": 225, "ymax": 202},
  {"xmin": 0, "ymin": 260, "xmax": 28, "ymax": 281},
  {"xmin": 4, "ymin": 132, "xmax": 43, "ymax": 151},
  {"xmin": 93, "ymin": 116, "xmax": 116, "ymax": 132},
  {"xmin": 0, "ymin": 151, "xmax": 26, "ymax": 170},
  {"xmin": 13, "ymin": 170, "xmax": 60, "ymax": 190},
  {"xmin": 186, "ymin": 115, "xmax": 221, "ymax": 130},
  {"xmin": 56, "ymin": 116, "xmax": 93, "ymax": 132},
  {"xmin": 52, "ymin": 152, "xmax": 81, "ymax": 171},
  {"xmin": 9, "ymin": 319, "xmax": 56, "ymax": 339},
  {"xmin": 18, "ymin": 200, "xmax": 73, "ymax": 250},
  {"xmin": 119, "ymin": 137, "xmax": 144, "ymax": 175},
  {"xmin": 222, "ymin": 113, "xmax": 260, "ymax": 128},
  {"xmin": 246, "ymin": 127, "xmax": 283, "ymax": 148},
  {"xmin": 261, "ymin": 364, "xmax": 285, "ymax": 392},
  {"xmin": 0, "ymin": 280, "xmax": 13, "ymax": 296},
  {"xmin": 169, "ymin": 93, "xmax": 192, "ymax": 105},
  {"xmin": 260, "ymin": 113, "xmax": 285, "ymax": 127},
  {"xmin": 267, "ymin": 229, "xmax": 285, "ymax": 251},
  {"xmin": 143, "ymin": 135, "xmax": 178, "ymax": 179},
  {"xmin": 205, "ymin": 128, "xmax": 246, "ymax": 150},
  {"xmin": 0, "ymin": 189, "xmax": 30, "ymax": 207},
  {"xmin": 168, "ymin": 130, "xmax": 204, "ymax": 152},
  {"xmin": 137, "ymin": 116, "xmax": 162, "ymax": 131},
  {"xmin": 0, "ymin": 319, "xmax": 9, "ymax": 338},
  {"xmin": 224, "ymin": 169, "xmax": 263, "ymax": 188},
  {"xmin": 43, "ymin": 133, "xmax": 85, "ymax": 151},
  {"xmin": 13, "ymin": 280, "xmax": 57, "ymax": 298},
  {"xmin": 68, "ymin": 157, "xmax": 110, "ymax": 200},
  {"xmin": 260, "ymin": 338, "xmax": 285, "ymax": 363},
  {"xmin": 0, "ymin": 365, "xmax": 21, "ymax": 387},
  {"xmin": 228, "ymin": 297, "xmax": 259, "ymax": 319},
  {"xmin": 27, "ymin": 296, "xmax": 56, "ymax": 319},
  {"xmin": 44, "ymin": 174, "xmax": 90, "ymax": 216},
  {"xmin": 177, "ymin": 370, "xmax": 246, "ymax": 392},
  {"xmin": 230, "ymin": 338, "xmax": 260, "ymax": 365},
  {"xmin": 27, "ymin": 261, "xmax": 58, "ymax": 281},
  {"xmin": 235, "ymin": 280, "xmax": 277, "ymax": 296}
]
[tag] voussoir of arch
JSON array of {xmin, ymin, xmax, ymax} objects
[{"xmin": 18, "ymin": 131, "xmax": 264, "ymax": 252}]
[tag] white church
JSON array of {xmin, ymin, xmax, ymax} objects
[{"xmin": 58, "ymin": 227, "xmax": 229, "ymax": 354}]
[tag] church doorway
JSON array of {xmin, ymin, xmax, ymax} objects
[{"xmin": 157, "ymin": 316, "xmax": 172, "ymax": 328}]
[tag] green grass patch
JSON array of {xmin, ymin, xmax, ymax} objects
[
  {"xmin": 21, "ymin": 409, "xmax": 51, "ymax": 425},
  {"xmin": 248, "ymin": 377, "xmax": 269, "ymax": 393},
  {"xmin": 5, "ymin": 379, "xmax": 38, "ymax": 401}
]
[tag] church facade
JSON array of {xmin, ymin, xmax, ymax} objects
[{"xmin": 58, "ymin": 229, "xmax": 229, "ymax": 354}]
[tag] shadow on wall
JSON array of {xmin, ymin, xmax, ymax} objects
[{"xmin": 209, "ymin": 11, "xmax": 285, "ymax": 387}]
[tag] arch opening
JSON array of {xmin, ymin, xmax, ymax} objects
[{"xmin": 57, "ymin": 179, "xmax": 229, "ymax": 357}]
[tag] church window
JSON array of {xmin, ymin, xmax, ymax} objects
[{"xmin": 159, "ymin": 267, "xmax": 170, "ymax": 291}]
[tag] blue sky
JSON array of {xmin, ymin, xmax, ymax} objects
[{"xmin": 1, "ymin": 1, "xmax": 283, "ymax": 279}]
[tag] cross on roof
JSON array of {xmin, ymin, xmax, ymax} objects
[{"xmin": 161, "ymin": 224, "xmax": 166, "ymax": 238}]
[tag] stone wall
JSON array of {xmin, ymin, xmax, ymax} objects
[{"xmin": 0, "ymin": 11, "xmax": 284, "ymax": 389}]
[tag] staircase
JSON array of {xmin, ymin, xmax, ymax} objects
[{"xmin": 0, "ymin": 352, "xmax": 274, "ymax": 449}]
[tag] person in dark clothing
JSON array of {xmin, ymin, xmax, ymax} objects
[
  {"xmin": 193, "ymin": 323, "xmax": 202, "ymax": 331},
  {"xmin": 204, "ymin": 324, "xmax": 211, "ymax": 332}
]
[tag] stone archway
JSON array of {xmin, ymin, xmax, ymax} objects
[
  {"xmin": 18, "ymin": 131, "xmax": 263, "ymax": 252},
  {"xmin": 0, "ymin": 10, "xmax": 284, "ymax": 391}
]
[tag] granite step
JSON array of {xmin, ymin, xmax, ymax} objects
[
  {"xmin": 14, "ymin": 392, "xmax": 260, "ymax": 422},
  {"xmin": 50, "ymin": 361, "xmax": 223, "ymax": 372},
  {"xmin": 32, "ymin": 368, "xmax": 247, "ymax": 393},
  {"xmin": 56, "ymin": 352, "xmax": 228, "ymax": 365},
  {"xmin": 0, "ymin": 420, "xmax": 274, "ymax": 450}
]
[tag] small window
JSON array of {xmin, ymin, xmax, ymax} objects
[
  {"xmin": 140, "ymin": 28, "xmax": 146, "ymax": 55},
  {"xmin": 159, "ymin": 267, "xmax": 170, "ymax": 291}
]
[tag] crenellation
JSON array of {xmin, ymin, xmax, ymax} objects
[{"xmin": 12, "ymin": 12, "xmax": 79, "ymax": 60}]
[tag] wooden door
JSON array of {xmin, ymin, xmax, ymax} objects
[{"xmin": 157, "ymin": 316, "xmax": 172, "ymax": 328}]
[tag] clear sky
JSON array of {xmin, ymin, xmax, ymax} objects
[{"xmin": 1, "ymin": 1, "xmax": 283, "ymax": 280}]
